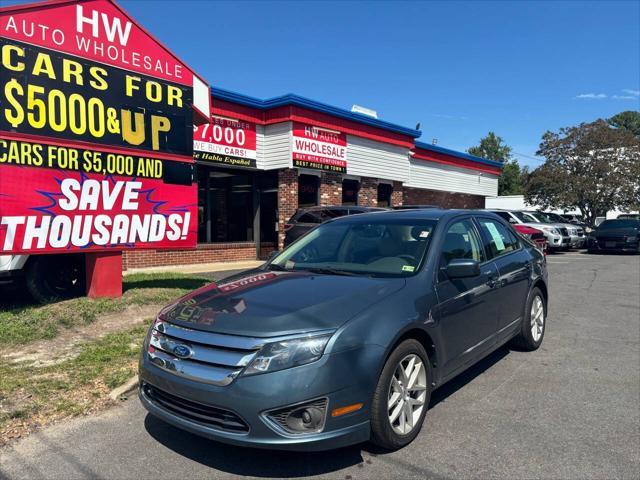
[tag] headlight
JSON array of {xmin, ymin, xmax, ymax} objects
[
  {"xmin": 540, "ymin": 226, "xmax": 560, "ymax": 235},
  {"xmin": 243, "ymin": 333, "xmax": 333, "ymax": 376},
  {"xmin": 585, "ymin": 227, "xmax": 593, "ymax": 233}
]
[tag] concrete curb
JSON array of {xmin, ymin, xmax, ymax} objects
[{"xmin": 108, "ymin": 375, "xmax": 139, "ymax": 401}]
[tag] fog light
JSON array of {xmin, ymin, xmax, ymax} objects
[{"xmin": 265, "ymin": 398, "xmax": 328, "ymax": 435}]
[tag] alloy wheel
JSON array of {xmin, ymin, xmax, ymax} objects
[
  {"xmin": 387, "ymin": 354, "xmax": 427, "ymax": 435},
  {"xmin": 530, "ymin": 295, "xmax": 545, "ymax": 342}
]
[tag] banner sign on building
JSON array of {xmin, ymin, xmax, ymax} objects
[
  {"xmin": 193, "ymin": 116, "xmax": 257, "ymax": 168},
  {"xmin": 292, "ymin": 122, "xmax": 347, "ymax": 173},
  {"xmin": 0, "ymin": 0, "xmax": 210, "ymax": 255}
]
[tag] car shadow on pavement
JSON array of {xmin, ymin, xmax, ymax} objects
[
  {"xmin": 143, "ymin": 414, "xmax": 365, "ymax": 477},
  {"xmin": 143, "ymin": 346, "xmax": 511, "ymax": 477},
  {"xmin": 429, "ymin": 345, "xmax": 510, "ymax": 408}
]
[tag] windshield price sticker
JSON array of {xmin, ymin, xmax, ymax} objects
[{"xmin": 486, "ymin": 222, "xmax": 506, "ymax": 251}]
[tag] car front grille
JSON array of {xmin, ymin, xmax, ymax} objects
[
  {"xmin": 147, "ymin": 320, "xmax": 263, "ymax": 386},
  {"xmin": 596, "ymin": 236, "xmax": 627, "ymax": 248},
  {"xmin": 142, "ymin": 383, "xmax": 249, "ymax": 433}
]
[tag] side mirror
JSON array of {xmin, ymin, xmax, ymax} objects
[{"xmin": 446, "ymin": 259, "xmax": 481, "ymax": 278}]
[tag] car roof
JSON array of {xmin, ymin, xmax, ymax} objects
[
  {"xmin": 329, "ymin": 208, "xmax": 500, "ymax": 223},
  {"xmin": 297, "ymin": 205, "xmax": 387, "ymax": 212}
]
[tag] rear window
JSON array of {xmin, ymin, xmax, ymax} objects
[{"xmin": 296, "ymin": 212, "xmax": 322, "ymax": 224}]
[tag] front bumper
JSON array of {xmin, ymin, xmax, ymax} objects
[
  {"xmin": 588, "ymin": 237, "xmax": 639, "ymax": 252},
  {"xmin": 138, "ymin": 344, "xmax": 381, "ymax": 451},
  {"xmin": 547, "ymin": 235, "xmax": 571, "ymax": 249},
  {"xmin": 0, "ymin": 269, "xmax": 22, "ymax": 285},
  {"xmin": 569, "ymin": 235, "xmax": 586, "ymax": 248}
]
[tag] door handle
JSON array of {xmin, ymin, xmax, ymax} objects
[{"xmin": 524, "ymin": 262, "xmax": 532, "ymax": 271}]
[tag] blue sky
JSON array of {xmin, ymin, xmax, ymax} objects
[{"xmin": 7, "ymin": 0, "xmax": 640, "ymax": 167}]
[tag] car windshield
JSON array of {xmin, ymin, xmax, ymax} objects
[
  {"xmin": 270, "ymin": 218, "xmax": 438, "ymax": 277},
  {"xmin": 543, "ymin": 212, "xmax": 565, "ymax": 223},
  {"xmin": 598, "ymin": 220, "xmax": 640, "ymax": 229},
  {"xmin": 527, "ymin": 212, "xmax": 551, "ymax": 222},
  {"xmin": 513, "ymin": 211, "xmax": 538, "ymax": 223}
]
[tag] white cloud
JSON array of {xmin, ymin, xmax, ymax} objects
[
  {"xmin": 612, "ymin": 95, "xmax": 636, "ymax": 100},
  {"xmin": 575, "ymin": 93, "xmax": 607, "ymax": 99},
  {"xmin": 621, "ymin": 89, "xmax": 640, "ymax": 96}
]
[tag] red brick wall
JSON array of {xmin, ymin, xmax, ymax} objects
[
  {"xmin": 122, "ymin": 243, "xmax": 256, "ymax": 270},
  {"xmin": 403, "ymin": 187, "xmax": 485, "ymax": 209},
  {"xmin": 278, "ymin": 169, "xmax": 298, "ymax": 250},
  {"xmin": 320, "ymin": 172, "xmax": 343, "ymax": 206},
  {"xmin": 391, "ymin": 181, "xmax": 403, "ymax": 207},
  {"xmin": 358, "ymin": 177, "xmax": 378, "ymax": 207}
]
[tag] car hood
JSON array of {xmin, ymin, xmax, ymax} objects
[
  {"xmin": 158, "ymin": 269, "xmax": 406, "ymax": 338},
  {"xmin": 522, "ymin": 222, "xmax": 558, "ymax": 231},
  {"xmin": 595, "ymin": 227, "xmax": 639, "ymax": 237}
]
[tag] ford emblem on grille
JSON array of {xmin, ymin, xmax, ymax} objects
[{"xmin": 172, "ymin": 344, "xmax": 193, "ymax": 359}]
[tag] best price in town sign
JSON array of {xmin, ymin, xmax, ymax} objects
[
  {"xmin": 292, "ymin": 122, "xmax": 347, "ymax": 173},
  {"xmin": 193, "ymin": 116, "xmax": 257, "ymax": 168},
  {"xmin": 0, "ymin": 0, "xmax": 210, "ymax": 255}
]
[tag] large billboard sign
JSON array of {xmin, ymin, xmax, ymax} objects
[
  {"xmin": 0, "ymin": 0, "xmax": 210, "ymax": 255},
  {"xmin": 292, "ymin": 122, "xmax": 347, "ymax": 173},
  {"xmin": 193, "ymin": 116, "xmax": 257, "ymax": 168}
]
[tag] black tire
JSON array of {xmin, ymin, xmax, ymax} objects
[
  {"xmin": 370, "ymin": 339, "xmax": 432, "ymax": 451},
  {"xmin": 511, "ymin": 287, "xmax": 546, "ymax": 351},
  {"xmin": 25, "ymin": 255, "xmax": 86, "ymax": 304}
]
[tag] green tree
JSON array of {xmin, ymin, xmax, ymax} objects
[
  {"xmin": 498, "ymin": 159, "xmax": 528, "ymax": 195},
  {"xmin": 468, "ymin": 132, "xmax": 526, "ymax": 195},
  {"xmin": 608, "ymin": 110, "xmax": 640, "ymax": 139},
  {"xmin": 468, "ymin": 131, "xmax": 512, "ymax": 162},
  {"xmin": 524, "ymin": 119, "xmax": 640, "ymax": 225}
]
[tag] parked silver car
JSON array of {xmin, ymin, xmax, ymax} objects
[{"xmin": 486, "ymin": 210, "xmax": 570, "ymax": 250}]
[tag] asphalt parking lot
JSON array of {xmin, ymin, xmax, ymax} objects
[{"xmin": 1, "ymin": 251, "xmax": 638, "ymax": 480}]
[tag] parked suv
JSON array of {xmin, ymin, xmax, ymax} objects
[
  {"xmin": 283, "ymin": 206, "xmax": 388, "ymax": 247},
  {"xmin": 139, "ymin": 209, "xmax": 548, "ymax": 451},
  {"xmin": 525, "ymin": 211, "xmax": 585, "ymax": 248},
  {"xmin": 485, "ymin": 209, "xmax": 570, "ymax": 250}
]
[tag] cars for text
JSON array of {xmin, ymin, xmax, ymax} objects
[{"xmin": 139, "ymin": 209, "xmax": 549, "ymax": 451}]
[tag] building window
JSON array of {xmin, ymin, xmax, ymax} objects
[
  {"xmin": 298, "ymin": 174, "xmax": 319, "ymax": 207},
  {"xmin": 342, "ymin": 179, "xmax": 359, "ymax": 206},
  {"xmin": 378, "ymin": 183, "xmax": 393, "ymax": 207},
  {"xmin": 197, "ymin": 166, "xmax": 255, "ymax": 243}
]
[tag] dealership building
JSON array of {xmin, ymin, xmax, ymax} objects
[{"xmin": 122, "ymin": 87, "xmax": 503, "ymax": 270}]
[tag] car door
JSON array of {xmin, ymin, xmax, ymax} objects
[
  {"xmin": 475, "ymin": 216, "xmax": 532, "ymax": 332},
  {"xmin": 434, "ymin": 217, "xmax": 501, "ymax": 376}
]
